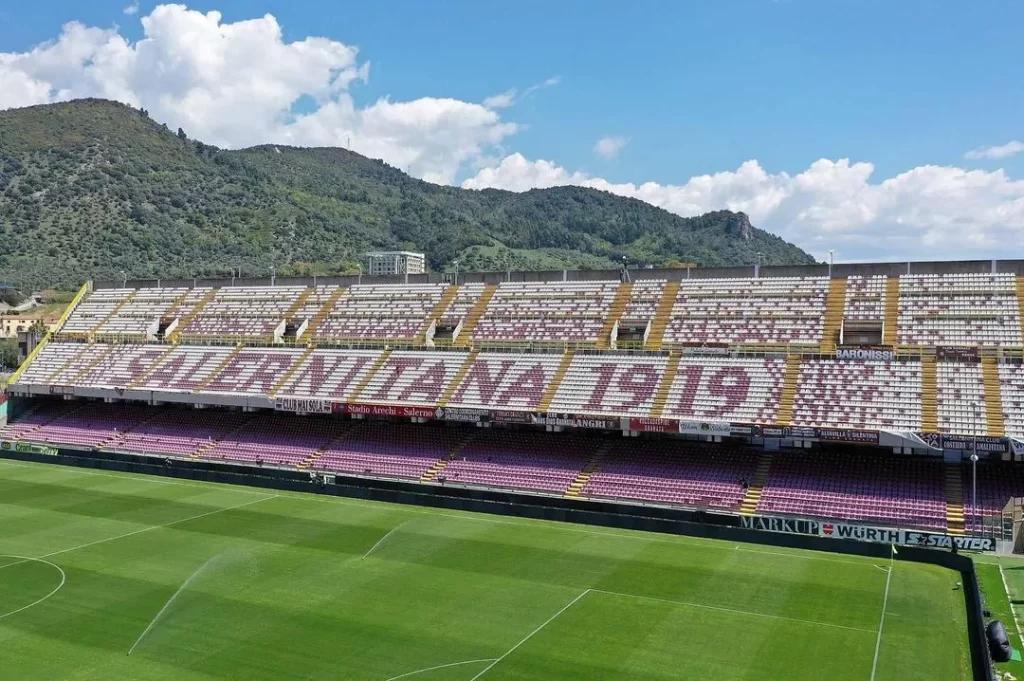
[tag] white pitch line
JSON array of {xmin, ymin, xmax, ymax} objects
[
  {"xmin": 869, "ymin": 559, "xmax": 894, "ymax": 681},
  {"xmin": 385, "ymin": 659, "xmax": 497, "ymax": 681},
  {"xmin": 999, "ymin": 565, "xmax": 1024, "ymax": 648},
  {"xmin": 362, "ymin": 520, "xmax": 410, "ymax": 560},
  {"xmin": 0, "ymin": 555, "xmax": 66, "ymax": 621},
  {"xmin": 470, "ymin": 589, "xmax": 591, "ymax": 680},
  {"xmin": 0, "ymin": 494, "xmax": 277, "ymax": 572},
  {"xmin": 590, "ymin": 588, "xmax": 875, "ymax": 634},
  {"xmin": 733, "ymin": 546, "xmax": 881, "ymax": 567}
]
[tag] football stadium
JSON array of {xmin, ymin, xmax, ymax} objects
[{"xmin": 3, "ymin": 262, "xmax": 1024, "ymax": 680}]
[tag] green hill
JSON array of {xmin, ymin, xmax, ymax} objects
[{"xmin": 0, "ymin": 99, "xmax": 815, "ymax": 289}]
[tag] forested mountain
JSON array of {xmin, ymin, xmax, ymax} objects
[{"xmin": 0, "ymin": 99, "xmax": 815, "ymax": 289}]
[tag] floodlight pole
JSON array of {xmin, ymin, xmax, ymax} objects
[
  {"xmin": 270, "ymin": 266, "xmax": 276, "ymax": 287},
  {"xmin": 828, "ymin": 250, "xmax": 834, "ymax": 278}
]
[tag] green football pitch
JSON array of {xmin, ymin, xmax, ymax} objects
[{"xmin": 0, "ymin": 458, "xmax": 972, "ymax": 681}]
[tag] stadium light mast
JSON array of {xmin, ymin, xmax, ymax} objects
[
  {"xmin": 120, "ymin": 271, "xmax": 127, "ymax": 288},
  {"xmin": 828, "ymin": 250, "xmax": 834, "ymax": 278},
  {"xmin": 453, "ymin": 259, "xmax": 459, "ymax": 285},
  {"xmin": 271, "ymin": 266, "xmax": 276, "ymax": 286}
]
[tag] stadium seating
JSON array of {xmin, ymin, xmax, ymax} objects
[
  {"xmin": 843, "ymin": 275, "xmax": 887, "ymax": 321},
  {"xmin": 999, "ymin": 363, "xmax": 1024, "ymax": 439},
  {"xmin": 758, "ymin": 451, "xmax": 948, "ymax": 530},
  {"xmin": 110, "ymin": 408, "xmax": 254, "ymax": 457},
  {"xmin": 898, "ymin": 273, "xmax": 1023, "ymax": 347},
  {"xmin": 133, "ymin": 345, "xmax": 237, "ymax": 392},
  {"xmin": 622, "ymin": 279, "xmax": 666, "ymax": 321},
  {"xmin": 936, "ymin": 361, "xmax": 987, "ymax": 436},
  {"xmin": 962, "ymin": 462, "xmax": 1024, "ymax": 531},
  {"xmin": 444, "ymin": 352, "xmax": 564, "ymax": 410},
  {"xmin": 315, "ymin": 423, "xmax": 465, "ymax": 479},
  {"xmin": 60, "ymin": 288, "xmax": 135, "ymax": 334},
  {"xmin": 441, "ymin": 430, "xmax": 593, "ymax": 492},
  {"xmin": 356, "ymin": 351, "xmax": 467, "ymax": 404},
  {"xmin": 18, "ymin": 402, "xmax": 155, "ymax": 449},
  {"xmin": 199, "ymin": 414, "xmax": 348, "ymax": 467},
  {"xmin": 791, "ymin": 359, "xmax": 923, "ymax": 430},
  {"xmin": 661, "ymin": 357, "xmax": 786, "ymax": 422},
  {"xmin": 584, "ymin": 440, "xmax": 759, "ymax": 508},
  {"xmin": 548, "ymin": 353, "xmax": 669, "ymax": 416},
  {"xmin": 470, "ymin": 280, "xmax": 620, "ymax": 343},
  {"xmin": 663, "ymin": 276, "xmax": 829, "ymax": 345},
  {"xmin": 272, "ymin": 349, "xmax": 384, "ymax": 400},
  {"xmin": 312, "ymin": 284, "xmax": 449, "ymax": 340}
]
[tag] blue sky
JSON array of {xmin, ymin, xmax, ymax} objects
[{"xmin": 1, "ymin": 1, "xmax": 1022, "ymax": 260}]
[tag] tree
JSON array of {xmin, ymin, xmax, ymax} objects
[{"xmin": 0, "ymin": 338, "xmax": 18, "ymax": 370}]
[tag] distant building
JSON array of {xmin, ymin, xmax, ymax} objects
[
  {"xmin": 1, "ymin": 314, "xmax": 59, "ymax": 339},
  {"xmin": 366, "ymin": 251, "xmax": 426, "ymax": 277}
]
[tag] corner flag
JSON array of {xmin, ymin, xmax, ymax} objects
[{"xmin": 891, "ymin": 544, "xmax": 898, "ymax": 556}]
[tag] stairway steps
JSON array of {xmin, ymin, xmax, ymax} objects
[
  {"xmin": 819, "ymin": 278, "xmax": 847, "ymax": 353},
  {"xmin": 596, "ymin": 282, "xmax": 632, "ymax": 350},
  {"xmin": 921, "ymin": 355, "xmax": 938, "ymax": 432},
  {"xmin": 650, "ymin": 351, "xmax": 682, "ymax": 418},
  {"xmin": 646, "ymin": 281, "xmax": 680, "ymax": 351},
  {"xmin": 421, "ymin": 431, "xmax": 478, "ymax": 482},
  {"xmin": 456, "ymin": 284, "xmax": 497, "ymax": 348},
  {"xmin": 981, "ymin": 356, "xmax": 1006, "ymax": 437},
  {"xmin": 774, "ymin": 356, "xmax": 801, "ymax": 426},
  {"xmin": 416, "ymin": 284, "xmax": 460, "ymax": 345},
  {"xmin": 564, "ymin": 444, "xmax": 611, "ymax": 497},
  {"xmin": 883, "ymin": 277, "xmax": 900, "ymax": 346},
  {"xmin": 537, "ymin": 350, "xmax": 576, "ymax": 413}
]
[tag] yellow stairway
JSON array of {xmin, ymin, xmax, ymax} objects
[
  {"xmin": 455, "ymin": 284, "xmax": 497, "ymax": 347},
  {"xmin": 415, "ymin": 284, "xmax": 460, "ymax": 344},
  {"xmin": 347, "ymin": 349, "xmax": 393, "ymax": 402},
  {"xmin": 646, "ymin": 281, "xmax": 680, "ymax": 351},
  {"xmin": 1017, "ymin": 275, "xmax": 1024, "ymax": 341},
  {"xmin": 169, "ymin": 287, "xmax": 218, "ymax": 342},
  {"xmin": 650, "ymin": 351, "xmax": 682, "ymax": 419},
  {"xmin": 945, "ymin": 465, "xmax": 965, "ymax": 535},
  {"xmin": 437, "ymin": 349, "xmax": 480, "ymax": 407},
  {"xmin": 268, "ymin": 346, "xmax": 315, "ymax": 398},
  {"xmin": 421, "ymin": 431, "xmax": 478, "ymax": 482},
  {"xmin": 739, "ymin": 452, "xmax": 774, "ymax": 514},
  {"xmin": 921, "ymin": 354, "xmax": 938, "ymax": 432},
  {"xmin": 193, "ymin": 345, "xmax": 244, "ymax": 393},
  {"xmin": 819, "ymin": 277, "xmax": 847, "ymax": 353},
  {"xmin": 302, "ymin": 286, "xmax": 346, "ymax": 341},
  {"xmin": 283, "ymin": 287, "xmax": 313, "ymax": 321},
  {"xmin": 596, "ymin": 282, "xmax": 632, "ymax": 350},
  {"xmin": 883, "ymin": 276, "xmax": 900, "ymax": 346},
  {"xmin": 981, "ymin": 356, "xmax": 1005, "ymax": 437},
  {"xmin": 536, "ymin": 350, "xmax": 576, "ymax": 413},
  {"xmin": 90, "ymin": 289, "xmax": 137, "ymax": 337},
  {"xmin": 565, "ymin": 443, "xmax": 611, "ymax": 497},
  {"xmin": 774, "ymin": 355, "xmax": 801, "ymax": 426}
]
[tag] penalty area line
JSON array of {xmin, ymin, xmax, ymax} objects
[
  {"xmin": 385, "ymin": 659, "xmax": 498, "ymax": 681},
  {"xmin": 470, "ymin": 589, "xmax": 591, "ymax": 680}
]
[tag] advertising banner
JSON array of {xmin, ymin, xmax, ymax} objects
[
  {"xmin": 835, "ymin": 345, "xmax": 895, "ymax": 361},
  {"xmin": 914, "ymin": 433, "xmax": 1008, "ymax": 454},
  {"xmin": 728, "ymin": 423, "xmax": 760, "ymax": 437},
  {"xmin": 678, "ymin": 420, "xmax": 732, "ymax": 437},
  {"xmin": 437, "ymin": 407, "xmax": 490, "ymax": 424},
  {"xmin": 530, "ymin": 413, "xmax": 623, "ymax": 430},
  {"xmin": 1, "ymin": 441, "xmax": 58, "ymax": 456},
  {"xmin": 814, "ymin": 428, "xmax": 880, "ymax": 445},
  {"xmin": 936, "ymin": 346, "xmax": 981, "ymax": 362},
  {"xmin": 627, "ymin": 417, "xmax": 678, "ymax": 433},
  {"xmin": 274, "ymin": 397, "xmax": 333, "ymax": 414},
  {"xmin": 490, "ymin": 410, "xmax": 532, "ymax": 425},
  {"xmin": 344, "ymin": 403, "xmax": 438, "ymax": 419},
  {"xmin": 740, "ymin": 514, "xmax": 996, "ymax": 551}
]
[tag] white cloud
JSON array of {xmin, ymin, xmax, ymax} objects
[
  {"xmin": 0, "ymin": 4, "xmax": 517, "ymax": 184},
  {"xmin": 123, "ymin": 2, "xmax": 140, "ymax": 15},
  {"xmin": 463, "ymin": 154, "xmax": 1024, "ymax": 261},
  {"xmin": 594, "ymin": 135, "xmax": 628, "ymax": 160},
  {"xmin": 965, "ymin": 140, "xmax": 1024, "ymax": 161},
  {"xmin": 482, "ymin": 75, "xmax": 559, "ymax": 111}
]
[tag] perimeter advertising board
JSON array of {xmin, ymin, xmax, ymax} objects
[
  {"xmin": 274, "ymin": 397, "xmax": 333, "ymax": 414},
  {"xmin": 678, "ymin": 420, "xmax": 732, "ymax": 437},
  {"xmin": 739, "ymin": 514, "xmax": 995, "ymax": 551},
  {"xmin": 835, "ymin": 345, "xmax": 895, "ymax": 361}
]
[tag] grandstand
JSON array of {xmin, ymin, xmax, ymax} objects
[{"xmin": 3, "ymin": 260, "xmax": 1024, "ymax": 543}]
